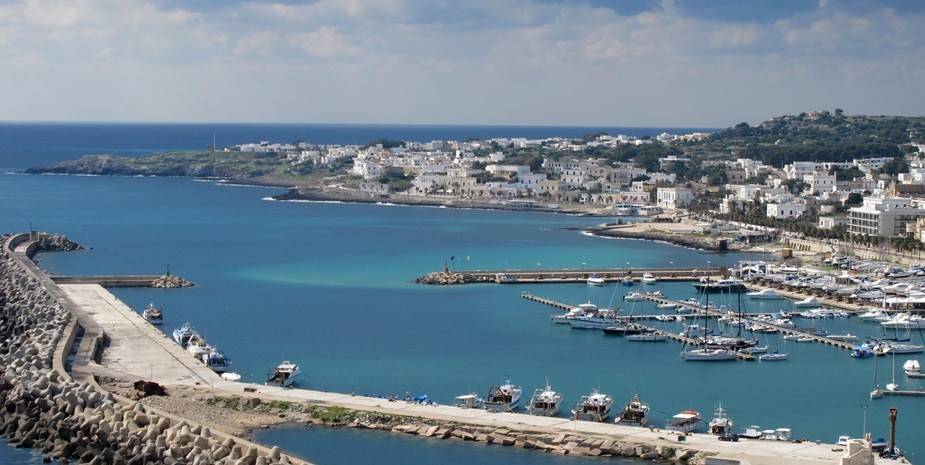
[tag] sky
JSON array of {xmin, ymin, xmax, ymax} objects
[{"xmin": 0, "ymin": 0, "xmax": 923, "ymax": 127}]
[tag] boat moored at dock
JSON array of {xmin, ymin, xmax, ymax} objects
[
  {"xmin": 526, "ymin": 383, "xmax": 563, "ymax": 416},
  {"xmin": 266, "ymin": 361, "xmax": 300, "ymax": 387},
  {"xmin": 708, "ymin": 404, "xmax": 734, "ymax": 436},
  {"xmin": 694, "ymin": 278, "xmax": 746, "ymax": 293},
  {"xmin": 142, "ymin": 303, "xmax": 163, "ymax": 325},
  {"xmin": 455, "ymin": 393, "xmax": 484, "ymax": 409},
  {"xmin": 586, "ymin": 274, "xmax": 605, "ymax": 286},
  {"xmin": 614, "ymin": 394, "xmax": 649, "ymax": 426},
  {"xmin": 484, "ymin": 380, "xmax": 522, "ymax": 412},
  {"xmin": 666, "ymin": 409, "xmax": 701, "ymax": 433},
  {"xmin": 572, "ymin": 390, "xmax": 614, "ymax": 422},
  {"xmin": 172, "ymin": 323, "xmax": 198, "ymax": 348}
]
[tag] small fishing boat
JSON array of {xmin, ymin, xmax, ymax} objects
[
  {"xmin": 265, "ymin": 361, "xmax": 300, "ymax": 387},
  {"xmin": 740, "ymin": 426, "xmax": 762, "ymax": 439},
  {"xmin": 587, "ymin": 274, "xmax": 605, "ymax": 286},
  {"xmin": 572, "ymin": 390, "xmax": 614, "ymax": 422},
  {"xmin": 746, "ymin": 289, "xmax": 781, "ymax": 300},
  {"xmin": 681, "ymin": 348, "xmax": 737, "ymax": 361},
  {"xmin": 142, "ymin": 303, "xmax": 163, "ymax": 325},
  {"xmin": 172, "ymin": 323, "xmax": 198, "ymax": 348},
  {"xmin": 758, "ymin": 352, "xmax": 789, "ymax": 361},
  {"xmin": 666, "ymin": 409, "xmax": 701, "ymax": 432},
  {"xmin": 626, "ymin": 332, "xmax": 668, "ymax": 342},
  {"xmin": 526, "ymin": 383, "xmax": 563, "ymax": 416},
  {"xmin": 484, "ymin": 380, "xmax": 522, "ymax": 412},
  {"xmin": 186, "ymin": 335, "xmax": 209, "ymax": 358},
  {"xmin": 455, "ymin": 393, "xmax": 483, "ymax": 409},
  {"xmin": 614, "ymin": 394, "xmax": 649, "ymax": 426},
  {"xmin": 220, "ymin": 372, "xmax": 241, "ymax": 382},
  {"xmin": 793, "ymin": 297, "xmax": 821, "ymax": 308},
  {"xmin": 641, "ymin": 273, "xmax": 657, "ymax": 284},
  {"xmin": 708, "ymin": 404, "xmax": 734, "ymax": 436},
  {"xmin": 203, "ymin": 349, "xmax": 230, "ymax": 373}
]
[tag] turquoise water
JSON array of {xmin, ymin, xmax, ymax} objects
[
  {"xmin": 253, "ymin": 425, "xmax": 629, "ymax": 465},
  {"xmin": 1, "ymin": 172, "xmax": 923, "ymax": 463}
]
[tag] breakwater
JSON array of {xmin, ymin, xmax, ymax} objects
[{"xmin": 0, "ymin": 234, "xmax": 307, "ymax": 465}]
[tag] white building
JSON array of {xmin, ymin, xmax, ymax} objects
[
  {"xmin": 784, "ymin": 161, "xmax": 816, "ymax": 180},
  {"xmin": 656, "ymin": 187, "xmax": 693, "ymax": 210},
  {"xmin": 818, "ymin": 216, "xmax": 848, "ymax": 230},
  {"xmin": 804, "ymin": 172, "xmax": 836, "ymax": 194},
  {"xmin": 848, "ymin": 196, "xmax": 925, "ymax": 238},
  {"xmin": 766, "ymin": 201, "xmax": 806, "ymax": 219}
]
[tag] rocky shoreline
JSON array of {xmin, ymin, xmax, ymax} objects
[
  {"xmin": 585, "ymin": 226, "xmax": 729, "ymax": 252},
  {"xmin": 0, "ymin": 243, "xmax": 301, "ymax": 465}
]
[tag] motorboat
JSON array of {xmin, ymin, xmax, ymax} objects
[
  {"xmin": 708, "ymin": 404, "xmax": 734, "ymax": 436},
  {"xmin": 623, "ymin": 292, "xmax": 645, "ymax": 301},
  {"xmin": 265, "ymin": 361, "xmax": 300, "ymax": 387},
  {"xmin": 880, "ymin": 313, "xmax": 925, "ymax": 330},
  {"xmin": 657, "ymin": 303, "xmax": 677, "ymax": 310},
  {"xmin": 666, "ymin": 409, "xmax": 701, "ymax": 432},
  {"xmin": 858, "ymin": 309, "xmax": 889, "ymax": 322},
  {"xmin": 740, "ymin": 426, "xmax": 762, "ymax": 439},
  {"xmin": 526, "ymin": 383, "xmax": 563, "ymax": 416},
  {"xmin": 142, "ymin": 303, "xmax": 163, "ymax": 325},
  {"xmin": 172, "ymin": 323, "xmax": 198, "ymax": 348},
  {"xmin": 655, "ymin": 314, "xmax": 678, "ymax": 322},
  {"xmin": 828, "ymin": 334, "xmax": 858, "ymax": 342},
  {"xmin": 622, "ymin": 277, "xmax": 634, "ymax": 286},
  {"xmin": 587, "ymin": 274, "xmax": 606, "ymax": 286},
  {"xmin": 551, "ymin": 302, "xmax": 598, "ymax": 324},
  {"xmin": 793, "ymin": 297, "xmax": 821, "ymax": 308},
  {"xmin": 614, "ymin": 394, "xmax": 649, "ymax": 426},
  {"xmin": 681, "ymin": 348, "xmax": 737, "ymax": 361},
  {"xmin": 758, "ymin": 352, "xmax": 789, "ymax": 361},
  {"xmin": 782, "ymin": 334, "xmax": 801, "ymax": 341},
  {"xmin": 455, "ymin": 393, "xmax": 483, "ymax": 409},
  {"xmin": 883, "ymin": 343, "xmax": 924, "ymax": 354},
  {"xmin": 484, "ymin": 380, "xmax": 522, "ymax": 412},
  {"xmin": 203, "ymin": 349, "xmax": 230, "ymax": 373},
  {"xmin": 746, "ymin": 289, "xmax": 781, "ymax": 300},
  {"xmin": 220, "ymin": 372, "xmax": 241, "ymax": 382},
  {"xmin": 694, "ymin": 278, "xmax": 746, "ymax": 293},
  {"xmin": 572, "ymin": 390, "xmax": 614, "ymax": 422},
  {"xmin": 851, "ymin": 345, "xmax": 875, "ymax": 358},
  {"xmin": 738, "ymin": 345, "xmax": 768, "ymax": 354},
  {"xmin": 567, "ymin": 309, "xmax": 621, "ymax": 330},
  {"xmin": 626, "ymin": 332, "xmax": 668, "ymax": 342},
  {"xmin": 601, "ymin": 323, "xmax": 645, "ymax": 336},
  {"xmin": 903, "ymin": 360, "xmax": 924, "ymax": 378},
  {"xmin": 641, "ymin": 273, "xmax": 657, "ymax": 284}
]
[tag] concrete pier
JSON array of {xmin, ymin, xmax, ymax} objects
[{"xmin": 418, "ymin": 266, "xmax": 728, "ymax": 284}]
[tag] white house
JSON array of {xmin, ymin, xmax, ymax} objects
[
  {"xmin": 804, "ymin": 172, "xmax": 836, "ymax": 193},
  {"xmin": 766, "ymin": 201, "xmax": 806, "ymax": 219},
  {"xmin": 656, "ymin": 187, "xmax": 693, "ymax": 210}
]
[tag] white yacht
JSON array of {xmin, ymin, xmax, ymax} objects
[
  {"xmin": 567, "ymin": 308, "xmax": 620, "ymax": 329},
  {"xmin": 708, "ymin": 404, "xmax": 734, "ymax": 436},
  {"xmin": 142, "ymin": 303, "xmax": 163, "ymax": 325},
  {"xmin": 626, "ymin": 332, "xmax": 668, "ymax": 342},
  {"xmin": 526, "ymin": 383, "xmax": 563, "ymax": 416},
  {"xmin": 572, "ymin": 390, "xmax": 614, "ymax": 422},
  {"xmin": 615, "ymin": 394, "xmax": 649, "ymax": 426},
  {"xmin": 266, "ymin": 361, "xmax": 300, "ymax": 387},
  {"xmin": 623, "ymin": 292, "xmax": 645, "ymax": 301},
  {"xmin": 681, "ymin": 348, "xmax": 737, "ymax": 361},
  {"xmin": 641, "ymin": 273, "xmax": 657, "ymax": 284},
  {"xmin": 587, "ymin": 274, "xmax": 606, "ymax": 286},
  {"xmin": 793, "ymin": 296, "xmax": 821, "ymax": 308},
  {"xmin": 758, "ymin": 351, "xmax": 789, "ymax": 361},
  {"xmin": 883, "ymin": 343, "xmax": 924, "ymax": 354},
  {"xmin": 881, "ymin": 313, "xmax": 925, "ymax": 329},
  {"xmin": 666, "ymin": 409, "xmax": 701, "ymax": 432},
  {"xmin": 746, "ymin": 289, "xmax": 781, "ymax": 300},
  {"xmin": 485, "ymin": 380, "xmax": 522, "ymax": 412},
  {"xmin": 828, "ymin": 334, "xmax": 858, "ymax": 342},
  {"xmin": 551, "ymin": 302, "xmax": 597, "ymax": 324},
  {"xmin": 857, "ymin": 309, "xmax": 886, "ymax": 321}
]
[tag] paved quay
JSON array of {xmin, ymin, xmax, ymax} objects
[{"xmin": 57, "ymin": 281, "xmax": 901, "ymax": 465}]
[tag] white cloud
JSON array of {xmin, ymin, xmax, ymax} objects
[{"xmin": 0, "ymin": 0, "xmax": 922, "ymax": 126}]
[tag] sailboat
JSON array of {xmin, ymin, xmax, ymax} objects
[
  {"xmin": 869, "ymin": 352, "xmax": 899, "ymax": 399},
  {"xmin": 681, "ymin": 279, "xmax": 737, "ymax": 361}
]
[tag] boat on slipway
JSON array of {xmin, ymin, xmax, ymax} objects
[
  {"xmin": 614, "ymin": 394, "xmax": 649, "ymax": 426},
  {"xmin": 708, "ymin": 404, "xmax": 734, "ymax": 436},
  {"xmin": 526, "ymin": 383, "xmax": 563, "ymax": 416},
  {"xmin": 484, "ymin": 380, "xmax": 522, "ymax": 412},
  {"xmin": 572, "ymin": 390, "xmax": 614, "ymax": 422}
]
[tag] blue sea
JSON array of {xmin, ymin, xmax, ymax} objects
[{"xmin": 0, "ymin": 124, "xmax": 922, "ymax": 465}]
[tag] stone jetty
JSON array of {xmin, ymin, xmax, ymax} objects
[{"xmin": 0, "ymin": 243, "xmax": 306, "ymax": 465}]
